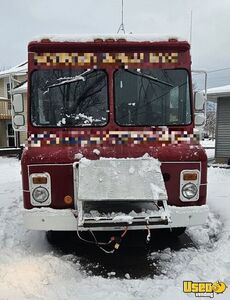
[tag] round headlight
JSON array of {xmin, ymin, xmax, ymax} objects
[
  {"xmin": 182, "ymin": 183, "xmax": 198, "ymax": 199},
  {"xmin": 32, "ymin": 186, "xmax": 49, "ymax": 203}
]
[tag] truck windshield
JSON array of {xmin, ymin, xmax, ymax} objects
[
  {"xmin": 114, "ymin": 69, "xmax": 191, "ymax": 126},
  {"xmin": 31, "ymin": 69, "xmax": 108, "ymax": 127}
]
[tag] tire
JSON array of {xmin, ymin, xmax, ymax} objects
[
  {"xmin": 46, "ymin": 231, "xmax": 75, "ymax": 245},
  {"xmin": 46, "ymin": 231, "xmax": 62, "ymax": 244},
  {"xmin": 169, "ymin": 227, "xmax": 186, "ymax": 237}
]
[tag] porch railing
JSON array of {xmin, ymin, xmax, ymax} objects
[{"xmin": 0, "ymin": 99, "xmax": 11, "ymax": 120}]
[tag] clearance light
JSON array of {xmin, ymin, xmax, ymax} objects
[
  {"xmin": 94, "ymin": 38, "xmax": 103, "ymax": 43},
  {"xmin": 64, "ymin": 195, "xmax": 73, "ymax": 205},
  {"xmin": 41, "ymin": 38, "xmax": 51, "ymax": 43},
  {"xmin": 32, "ymin": 176, "xmax": 48, "ymax": 184},
  {"xmin": 105, "ymin": 38, "xmax": 115, "ymax": 42},
  {"xmin": 183, "ymin": 173, "xmax": 198, "ymax": 181},
  {"xmin": 168, "ymin": 38, "xmax": 178, "ymax": 42}
]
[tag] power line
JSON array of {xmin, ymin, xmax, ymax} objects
[{"xmin": 207, "ymin": 67, "xmax": 230, "ymax": 73}]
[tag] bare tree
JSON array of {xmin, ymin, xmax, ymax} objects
[{"xmin": 204, "ymin": 110, "xmax": 216, "ymax": 139}]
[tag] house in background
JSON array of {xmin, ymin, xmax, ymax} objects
[
  {"xmin": 207, "ymin": 85, "xmax": 230, "ymax": 164},
  {"xmin": 0, "ymin": 62, "xmax": 27, "ymax": 147}
]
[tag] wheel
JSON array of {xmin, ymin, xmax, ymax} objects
[
  {"xmin": 46, "ymin": 231, "xmax": 63, "ymax": 245},
  {"xmin": 169, "ymin": 227, "xmax": 186, "ymax": 237},
  {"xmin": 46, "ymin": 231, "xmax": 76, "ymax": 245}
]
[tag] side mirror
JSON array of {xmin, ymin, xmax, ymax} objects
[
  {"xmin": 12, "ymin": 93, "xmax": 26, "ymax": 131},
  {"xmin": 194, "ymin": 91, "xmax": 206, "ymax": 129},
  {"xmin": 12, "ymin": 94, "xmax": 24, "ymax": 113},
  {"xmin": 13, "ymin": 115, "xmax": 25, "ymax": 127},
  {"xmin": 194, "ymin": 91, "xmax": 206, "ymax": 111},
  {"xmin": 194, "ymin": 113, "xmax": 206, "ymax": 126}
]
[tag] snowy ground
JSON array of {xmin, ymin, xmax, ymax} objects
[
  {"xmin": 200, "ymin": 139, "xmax": 215, "ymax": 162},
  {"xmin": 0, "ymin": 156, "xmax": 230, "ymax": 300}
]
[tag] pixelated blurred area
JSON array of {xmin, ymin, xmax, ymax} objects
[
  {"xmin": 28, "ymin": 129, "xmax": 198, "ymax": 148},
  {"xmin": 150, "ymin": 52, "xmax": 178, "ymax": 63},
  {"xmin": 34, "ymin": 52, "xmax": 178, "ymax": 66}
]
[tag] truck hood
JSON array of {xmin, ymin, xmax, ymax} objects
[{"xmin": 21, "ymin": 143, "xmax": 207, "ymax": 165}]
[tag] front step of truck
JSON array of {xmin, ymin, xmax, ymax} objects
[{"xmin": 75, "ymin": 157, "xmax": 170, "ymax": 230}]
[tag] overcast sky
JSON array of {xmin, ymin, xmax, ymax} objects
[{"xmin": 1, "ymin": 0, "xmax": 230, "ymax": 88}]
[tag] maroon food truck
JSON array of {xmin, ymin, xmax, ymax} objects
[{"xmin": 12, "ymin": 35, "xmax": 208, "ymax": 249}]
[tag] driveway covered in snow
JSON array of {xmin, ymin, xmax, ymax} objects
[{"xmin": 0, "ymin": 157, "xmax": 229, "ymax": 300}]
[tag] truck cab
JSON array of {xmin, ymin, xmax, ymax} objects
[{"xmin": 16, "ymin": 35, "xmax": 208, "ymax": 243}]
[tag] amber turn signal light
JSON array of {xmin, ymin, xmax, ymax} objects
[
  {"xmin": 183, "ymin": 173, "xmax": 198, "ymax": 181},
  {"xmin": 32, "ymin": 176, "xmax": 48, "ymax": 184},
  {"xmin": 64, "ymin": 195, "xmax": 73, "ymax": 205}
]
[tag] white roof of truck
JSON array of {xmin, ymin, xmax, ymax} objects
[{"xmin": 33, "ymin": 34, "xmax": 186, "ymax": 43}]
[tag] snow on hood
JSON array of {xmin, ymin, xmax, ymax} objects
[{"xmin": 78, "ymin": 156, "xmax": 167, "ymax": 202}]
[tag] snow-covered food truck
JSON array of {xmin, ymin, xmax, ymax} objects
[{"xmin": 13, "ymin": 35, "xmax": 208, "ymax": 248}]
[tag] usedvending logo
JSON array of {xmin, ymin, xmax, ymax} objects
[{"xmin": 183, "ymin": 281, "xmax": 227, "ymax": 298}]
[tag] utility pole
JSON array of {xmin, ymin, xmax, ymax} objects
[{"xmin": 189, "ymin": 10, "xmax": 193, "ymax": 46}]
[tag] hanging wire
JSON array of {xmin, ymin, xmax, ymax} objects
[
  {"xmin": 117, "ymin": 0, "xmax": 126, "ymax": 34},
  {"xmin": 74, "ymin": 210, "xmax": 130, "ymax": 254}
]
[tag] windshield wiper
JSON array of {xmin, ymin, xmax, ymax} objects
[
  {"xmin": 124, "ymin": 69, "xmax": 174, "ymax": 87},
  {"xmin": 45, "ymin": 69, "xmax": 95, "ymax": 91}
]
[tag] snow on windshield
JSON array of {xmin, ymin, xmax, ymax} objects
[{"xmin": 31, "ymin": 69, "xmax": 108, "ymax": 127}]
